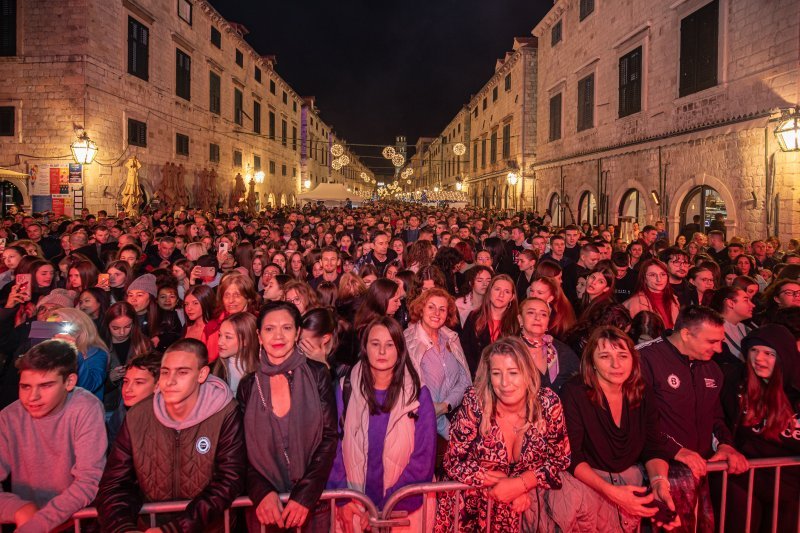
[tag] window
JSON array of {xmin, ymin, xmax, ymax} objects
[
  {"xmin": 577, "ymin": 74, "xmax": 594, "ymax": 131},
  {"xmin": 127, "ymin": 17, "xmax": 149, "ymax": 81},
  {"xmin": 234, "ymin": 88, "xmax": 243, "ymax": 125},
  {"xmin": 282, "ymin": 91, "xmax": 288, "ymax": 104},
  {"xmin": 281, "ymin": 164, "xmax": 287, "ymax": 176},
  {"xmin": 128, "ymin": 118, "xmax": 147, "ymax": 147},
  {"xmin": 209, "ymin": 71, "xmax": 221, "ymax": 114},
  {"xmin": 551, "ymin": 20, "xmax": 562, "ymax": 46},
  {"xmin": 268, "ymin": 111, "xmax": 275, "ymax": 140},
  {"xmin": 0, "ymin": 106, "xmax": 13, "ymax": 136},
  {"xmin": 473, "ymin": 107, "xmax": 478, "ymax": 118},
  {"xmin": 269, "ymin": 160, "xmax": 276, "ymax": 174},
  {"xmin": 210, "ymin": 26, "xmax": 221, "ymax": 48},
  {"xmin": 175, "ymin": 49, "xmax": 191, "ymax": 100},
  {"xmin": 293, "ymin": 101, "xmax": 297, "ymax": 112},
  {"xmin": 482, "ymin": 98, "xmax": 487, "ymax": 110},
  {"xmin": 255, "ymin": 66, "xmax": 261, "ymax": 83},
  {"xmin": 235, "ymin": 49, "xmax": 243, "ymax": 67},
  {"xmin": 549, "ymin": 93, "xmax": 562, "ymax": 141},
  {"xmin": 619, "ymin": 46, "xmax": 642, "ymax": 117},
  {"xmin": 209, "ymin": 143, "xmax": 220, "ymax": 162},
  {"xmin": 292, "ymin": 126, "xmax": 297, "ymax": 151},
  {"xmin": 505, "ymin": 73, "xmax": 512, "ymax": 91},
  {"xmin": 253, "ymin": 101, "xmax": 261, "ymax": 133},
  {"xmin": 281, "ymin": 119, "xmax": 287, "ymax": 147},
  {"xmin": 579, "ymin": 0, "xmax": 595, "ymax": 20},
  {"xmin": 177, "ymin": 0, "xmax": 191, "ymax": 24},
  {"xmin": 0, "ymin": 0, "xmax": 16, "ymax": 56},
  {"xmin": 480, "ymin": 138, "xmax": 486, "ymax": 168},
  {"xmin": 679, "ymin": 0, "xmax": 719, "ymax": 97},
  {"xmin": 472, "ymin": 142, "xmax": 478, "ymax": 171},
  {"xmin": 233, "ymin": 150, "xmax": 242, "ymax": 167},
  {"xmin": 490, "ymin": 131, "xmax": 497, "ymax": 164},
  {"xmin": 269, "ymin": 79, "xmax": 276, "ymax": 95},
  {"xmin": 176, "ymin": 133, "xmax": 189, "ymax": 155},
  {"xmin": 492, "ymin": 86, "xmax": 498, "ymax": 102},
  {"xmin": 502, "ymin": 123, "xmax": 511, "ymax": 159},
  {"xmin": 253, "ymin": 155, "xmax": 261, "ymax": 171}
]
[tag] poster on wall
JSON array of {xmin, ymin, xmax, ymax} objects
[{"xmin": 30, "ymin": 163, "xmax": 82, "ymax": 216}]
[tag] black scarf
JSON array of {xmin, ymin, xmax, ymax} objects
[{"xmin": 244, "ymin": 347, "xmax": 323, "ymax": 493}]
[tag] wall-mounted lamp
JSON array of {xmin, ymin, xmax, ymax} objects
[
  {"xmin": 775, "ymin": 107, "xmax": 800, "ymax": 152},
  {"xmin": 651, "ymin": 190, "xmax": 661, "ymax": 205}
]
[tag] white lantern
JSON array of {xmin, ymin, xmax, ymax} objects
[
  {"xmin": 70, "ymin": 132, "xmax": 98, "ymax": 165},
  {"xmin": 775, "ymin": 110, "xmax": 800, "ymax": 152}
]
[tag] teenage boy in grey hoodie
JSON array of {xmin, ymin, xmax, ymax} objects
[
  {"xmin": 96, "ymin": 338, "xmax": 245, "ymax": 533},
  {"xmin": 0, "ymin": 339, "xmax": 107, "ymax": 532}
]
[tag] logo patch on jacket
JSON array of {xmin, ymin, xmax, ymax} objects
[
  {"xmin": 704, "ymin": 378, "xmax": 717, "ymax": 388},
  {"xmin": 196, "ymin": 436, "xmax": 211, "ymax": 454},
  {"xmin": 667, "ymin": 374, "xmax": 681, "ymax": 389}
]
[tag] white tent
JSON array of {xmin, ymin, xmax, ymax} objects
[{"xmin": 297, "ymin": 183, "xmax": 361, "ymax": 207}]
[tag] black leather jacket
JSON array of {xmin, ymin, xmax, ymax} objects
[{"xmin": 237, "ymin": 359, "xmax": 338, "ymax": 510}]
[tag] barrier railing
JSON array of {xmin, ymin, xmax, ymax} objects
[{"xmin": 70, "ymin": 456, "xmax": 800, "ymax": 532}]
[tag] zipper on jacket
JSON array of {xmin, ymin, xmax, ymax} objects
[{"xmin": 173, "ymin": 430, "xmax": 181, "ymax": 497}]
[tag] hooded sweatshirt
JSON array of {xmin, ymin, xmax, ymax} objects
[
  {"xmin": 152, "ymin": 374, "xmax": 233, "ymax": 430},
  {"xmin": 0, "ymin": 388, "xmax": 106, "ymax": 532}
]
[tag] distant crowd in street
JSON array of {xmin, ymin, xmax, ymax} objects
[{"xmin": 1, "ymin": 200, "xmax": 799, "ymax": 532}]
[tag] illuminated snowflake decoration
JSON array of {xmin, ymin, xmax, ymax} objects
[
  {"xmin": 331, "ymin": 144, "xmax": 344, "ymax": 157},
  {"xmin": 339, "ymin": 155, "xmax": 351, "ymax": 166},
  {"xmin": 453, "ymin": 143, "xmax": 466, "ymax": 156},
  {"xmin": 331, "ymin": 159, "xmax": 343, "ymax": 171},
  {"xmin": 391, "ymin": 154, "xmax": 405, "ymax": 167},
  {"xmin": 382, "ymin": 146, "xmax": 396, "ymax": 159}
]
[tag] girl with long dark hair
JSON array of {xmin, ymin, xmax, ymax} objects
[
  {"xmin": 623, "ymin": 259, "xmax": 679, "ymax": 329},
  {"xmin": 353, "ymin": 278, "xmax": 405, "ymax": 338}
]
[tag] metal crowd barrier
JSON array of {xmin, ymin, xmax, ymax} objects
[{"xmin": 70, "ymin": 456, "xmax": 800, "ymax": 532}]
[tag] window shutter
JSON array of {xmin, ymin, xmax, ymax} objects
[{"xmin": 0, "ymin": 0, "xmax": 17, "ymax": 56}]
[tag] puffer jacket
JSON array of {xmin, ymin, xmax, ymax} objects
[{"xmin": 96, "ymin": 378, "xmax": 246, "ymax": 533}]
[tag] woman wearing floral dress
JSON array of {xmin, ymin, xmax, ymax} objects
[{"xmin": 434, "ymin": 336, "xmax": 571, "ymax": 532}]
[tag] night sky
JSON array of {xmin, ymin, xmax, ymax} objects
[{"xmin": 208, "ymin": 0, "xmax": 551, "ymax": 178}]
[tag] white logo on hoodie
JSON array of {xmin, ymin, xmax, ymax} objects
[{"xmin": 196, "ymin": 436, "xmax": 211, "ymax": 454}]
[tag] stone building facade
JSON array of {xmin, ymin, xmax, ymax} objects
[
  {"xmin": 532, "ymin": 0, "xmax": 800, "ymax": 240},
  {"xmin": 404, "ymin": 37, "xmax": 537, "ymax": 208},
  {"xmin": 0, "ymin": 0, "xmax": 371, "ymax": 214}
]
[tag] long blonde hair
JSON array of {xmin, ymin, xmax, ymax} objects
[
  {"xmin": 473, "ymin": 336, "xmax": 544, "ymax": 436},
  {"xmin": 49, "ymin": 308, "xmax": 110, "ymax": 358}
]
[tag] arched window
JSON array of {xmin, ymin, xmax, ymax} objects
[
  {"xmin": 619, "ymin": 188, "xmax": 645, "ymax": 223},
  {"xmin": 548, "ymin": 193, "xmax": 562, "ymax": 227},
  {"xmin": 491, "ymin": 186, "xmax": 498, "ymax": 208},
  {"xmin": 577, "ymin": 191, "xmax": 598, "ymax": 226},
  {"xmin": 681, "ymin": 186, "xmax": 726, "ymax": 232}
]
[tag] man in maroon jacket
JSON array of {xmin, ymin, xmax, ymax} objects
[{"xmin": 96, "ymin": 339, "xmax": 245, "ymax": 533}]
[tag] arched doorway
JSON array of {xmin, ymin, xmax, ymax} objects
[
  {"xmin": 503, "ymin": 185, "xmax": 510, "ymax": 209},
  {"xmin": 548, "ymin": 193, "xmax": 562, "ymax": 227},
  {"xmin": 279, "ymin": 193, "xmax": 287, "ymax": 207},
  {"xmin": 680, "ymin": 186, "xmax": 727, "ymax": 232},
  {"xmin": 619, "ymin": 188, "xmax": 645, "ymax": 223},
  {"xmin": 491, "ymin": 186, "xmax": 498, "ymax": 208},
  {"xmin": 481, "ymin": 187, "xmax": 489, "ymax": 208},
  {"xmin": 266, "ymin": 193, "xmax": 276, "ymax": 208},
  {"xmin": 577, "ymin": 191, "xmax": 598, "ymax": 226}
]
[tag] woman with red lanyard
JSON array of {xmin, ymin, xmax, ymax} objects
[{"xmin": 459, "ymin": 273, "xmax": 520, "ymax": 378}]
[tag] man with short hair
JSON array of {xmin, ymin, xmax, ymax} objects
[
  {"xmin": 0, "ymin": 340, "xmax": 106, "ymax": 532},
  {"xmin": 563, "ymin": 224, "xmax": 581, "ymax": 262},
  {"xmin": 710, "ymin": 286, "xmax": 754, "ymax": 364},
  {"xmin": 638, "ymin": 225, "xmax": 658, "ymax": 257},
  {"xmin": 403, "ymin": 215, "xmax": 421, "ymax": 243},
  {"xmin": 726, "ymin": 242, "xmax": 744, "ymax": 264},
  {"xmin": 541, "ymin": 235, "xmax": 572, "ymax": 268},
  {"xmin": 310, "ymin": 247, "xmax": 341, "ymax": 290},
  {"xmin": 707, "ymin": 230, "xmax": 728, "ymax": 265},
  {"xmin": 562, "ymin": 244, "xmax": 600, "ymax": 305},
  {"xmin": 611, "ymin": 251, "xmax": 636, "ymax": 301},
  {"xmin": 97, "ymin": 339, "xmax": 245, "ymax": 532},
  {"xmin": 638, "ymin": 306, "xmax": 748, "ymax": 531},
  {"xmin": 354, "ymin": 231, "xmax": 396, "ymax": 275},
  {"xmin": 505, "ymin": 225, "xmax": 531, "ymax": 267},
  {"xmin": 145, "ymin": 236, "xmax": 182, "ymax": 271},
  {"xmin": 660, "ymin": 247, "xmax": 692, "ymax": 307}
]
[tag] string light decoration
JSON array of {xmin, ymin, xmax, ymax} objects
[
  {"xmin": 453, "ymin": 143, "xmax": 466, "ymax": 156},
  {"xmin": 360, "ymin": 171, "xmax": 369, "ymax": 181},
  {"xmin": 331, "ymin": 159, "xmax": 343, "ymax": 171},
  {"xmin": 382, "ymin": 146, "xmax": 396, "ymax": 159},
  {"xmin": 331, "ymin": 143, "xmax": 344, "ymax": 157},
  {"xmin": 339, "ymin": 155, "xmax": 351, "ymax": 166},
  {"xmin": 406, "ymin": 179, "xmax": 411, "ymax": 185},
  {"xmin": 391, "ymin": 154, "xmax": 405, "ymax": 167}
]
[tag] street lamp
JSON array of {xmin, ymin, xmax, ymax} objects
[
  {"xmin": 455, "ymin": 178, "xmax": 463, "ymax": 191},
  {"xmin": 303, "ymin": 179, "xmax": 311, "ymax": 189},
  {"xmin": 507, "ymin": 172, "xmax": 519, "ymax": 186},
  {"xmin": 775, "ymin": 107, "xmax": 800, "ymax": 152},
  {"xmin": 71, "ymin": 132, "xmax": 98, "ymax": 165},
  {"xmin": 254, "ymin": 171, "xmax": 265, "ymax": 184}
]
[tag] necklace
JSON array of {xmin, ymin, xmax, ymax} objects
[{"xmin": 497, "ymin": 409, "xmax": 529, "ymax": 434}]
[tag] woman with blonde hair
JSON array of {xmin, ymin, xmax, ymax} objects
[
  {"xmin": 212, "ymin": 311, "xmax": 259, "ymax": 394},
  {"xmin": 205, "ymin": 272, "xmax": 260, "ymax": 362},
  {"xmin": 50, "ymin": 307, "xmax": 110, "ymax": 401},
  {"xmin": 434, "ymin": 336, "xmax": 570, "ymax": 532},
  {"xmin": 183, "ymin": 241, "xmax": 207, "ymax": 262}
]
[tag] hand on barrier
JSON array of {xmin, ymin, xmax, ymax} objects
[
  {"xmin": 256, "ymin": 491, "xmax": 285, "ymax": 528},
  {"xmin": 675, "ymin": 448, "xmax": 707, "ymax": 479},
  {"xmin": 282, "ymin": 500, "xmax": 310, "ymax": 529},
  {"xmin": 709, "ymin": 444, "xmax": 749, "ymax": 475},
  {"xmin": 337, "ymin": 502, "xmax": 370, "ymax": 533}
]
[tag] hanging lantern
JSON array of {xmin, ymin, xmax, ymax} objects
[
  {"xmin": 775, "ymin": 108, "xmax": 800, "ymax": 152},
  {"xmin": 71, "ymin": 132, "xmax": 98, "ymax": 165}
]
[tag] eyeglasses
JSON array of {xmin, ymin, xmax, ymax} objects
[
  {"xmin": 669, "ymin": 259, "xmax": 690, "ymax": 266},
  {"xmin": 779, "ymin": 290, "xmax": 800, "ymax": 298},
  {"xmin": 285, "ymin": 297, "xmax": 302, "ymax": 305}
]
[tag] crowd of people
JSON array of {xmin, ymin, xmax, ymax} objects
[{"xmin": 0, "ymin": 202, "xmax": 798, "ymax": 532}]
